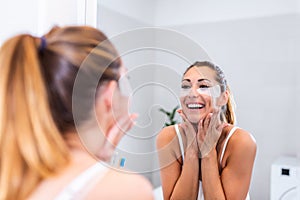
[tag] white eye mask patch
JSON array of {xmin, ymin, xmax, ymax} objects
[
  {"xmin": 197, "ymin": 85, "xmax": 221, "ymax": 98},
  {"xmin": 118, "ymin": 75, "xmax": 132, "ymax": 97},
  {"xmin": 180, "ymin": 85, "xmax": 221, "ymax": 98}
]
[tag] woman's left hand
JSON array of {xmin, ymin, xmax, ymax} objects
[{"xmin": 197, "ymin": 108, "xmax": 225, "ymax": 158}]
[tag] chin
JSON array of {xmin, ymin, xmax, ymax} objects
[{"xmin": 187, "ymin": 115, "xmax": 201, "ymax": 124}]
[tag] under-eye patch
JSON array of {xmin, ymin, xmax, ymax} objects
[
  {"xmin": 197, "ymin": 85, "xmax": 221, "ymax": 98},
  {"xmin": 180, "ymin": 87, "xmax": 190, "ymax": 97},
  {"xmin": 180, "ymin": 85, "xmax": 221, "ymax": 98},
  {"xmin": 118, "ymin": 75, "xmax": 132, "ymax": 97}
]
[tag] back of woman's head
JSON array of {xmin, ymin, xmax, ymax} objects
[
  {"xmin": 40, "ymin": 26, "xmax": 121, "ymax": 132},
  {"xmin": 184, "ymin": 61, "xmax": 236, "ymax": 125},
  {"xmin": 0, "ymin": 26, "xmax": 120, "ymax": 200}
]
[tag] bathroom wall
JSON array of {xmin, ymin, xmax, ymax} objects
[
  {"xmin": 0, "ymin": 0, "xmax": 88, "ymax": 44},
  {"xmin": 0, "ymin": 0, "xmax": 38, "ymax": 44},
  {"xmin": 168, "ymin": 14, "xmax": 300, "ymax": 199}
]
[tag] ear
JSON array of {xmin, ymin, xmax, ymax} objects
[
  {"xmin": 96, "ymin": 81, "xmax": 118, "ymax": 112},
  {"xmin": 217, "ymin": 90, "xmax": 229, "ymax": 107}
]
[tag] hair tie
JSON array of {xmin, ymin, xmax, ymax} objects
[{"xmin": 39, "ymin": 36, "xmax": 47, "ymax": 52}]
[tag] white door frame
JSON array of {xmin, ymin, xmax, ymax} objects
[{"xmin": 77, "ymin": 0, "xmax": 97, "ymax": 27}]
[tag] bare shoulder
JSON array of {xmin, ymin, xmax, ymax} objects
[
  {"xmin": 228, "ymin": 127, "xmax": 257, "ymax": 156},
  {"xmin": 232, "ymin": 127, "xmax": 256, "ymax": 148},
  {"xmin": 156, "ymin": 125, "xmax": 177, "ymax": 148},
  {"xmin": 89, "ymin": 169, "xmax": 154, "ymax": 200}
]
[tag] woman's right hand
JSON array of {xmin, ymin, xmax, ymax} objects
[
  {"xmin": 177, "ymin": 109, "xmax": 199, "ymax": 155},
  {"xmin": 97, "ymin": 113, "xmax": 138, "ymax": 162},
  {"xmin": 177, "ymin": 108, "xmax": 224, "ymax": 158}
]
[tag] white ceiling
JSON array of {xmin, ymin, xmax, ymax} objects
[{"xmin": 99, "ymin": 0, "xmax": 300, "ymax": 26}]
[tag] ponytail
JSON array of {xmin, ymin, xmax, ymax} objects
[
  {"xmin": 223, "ymin": 86, "xmax": 236, "ymax": 125},
  {"xmin": 0, "ymin": 35, "xmax": 70, "ymax": 200},
  {"xmin": 0, "ymin": 26, "xmax": 121, "ymax": 200}
]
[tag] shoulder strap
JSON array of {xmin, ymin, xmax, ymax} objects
[
  {"xmin": 219, "ymin": 127, "xmax": 238, "ymax": 164},
  {"xmin": 54, "ymin": 162, "xmax": 107, "ymax": 200},
  {"xmin": 174, "ymin": 124, "xmax": 185, "ymax": 162}
]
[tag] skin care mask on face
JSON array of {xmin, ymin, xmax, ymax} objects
[
  {"xmin": 196, "ymin": 85, "xmax": 221, "ymax": 98},
  {"xmin": 180, "ymin": 85, "xmax": 221, "ymax": 98},
  {"xmin": 118, "ymin": 74, "xmax": 132, "ymax": 97}
]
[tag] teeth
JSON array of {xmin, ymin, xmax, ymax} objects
[{"xmin": 187, "ymin": 104, "xmax": 204, "ymax": 109}]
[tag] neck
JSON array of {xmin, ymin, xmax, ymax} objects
[
  {"xmin": 63, "ymin": 131, "xmax": 87, "ymax": 152},
  {"xmin": 191, "ymin": 123, "xmax": 198, "ymax": 132}
]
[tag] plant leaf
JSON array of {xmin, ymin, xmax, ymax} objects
[
  {"xmin": 159, "ymin": 108, "xmax": 167, "ymax": 114},
  {"xmin": 170, "ymin": 105, "xmax": 179, "ymax": 119}
]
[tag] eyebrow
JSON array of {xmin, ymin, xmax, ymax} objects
[{"xmin": 182, "ymin": 78, "xmax": 211, "ymax": 82}]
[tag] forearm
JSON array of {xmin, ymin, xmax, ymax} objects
[
  {"xmin": 201, "ymin": 149, "xmax": 226, "ymax": 200},
  {"xmin": 171, "ymin": 149, "xmax": 199, "ymax": 200}
]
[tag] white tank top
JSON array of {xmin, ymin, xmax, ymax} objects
[
  {"xmin": 174, "ymin": 124, "xmax": 250, "ymax": 200},
  {"xmin": 54, "ymin": 162, "xmax": 108, "ymax": 200}
]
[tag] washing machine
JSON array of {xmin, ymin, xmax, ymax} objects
[{"xmin": 270, "ymin": 156, "xmax": 300, "ymax": 200}]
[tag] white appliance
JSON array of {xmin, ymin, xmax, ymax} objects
[{"xmin": 271, "ymin": 156, "xmax": 300, "ymax": 200}]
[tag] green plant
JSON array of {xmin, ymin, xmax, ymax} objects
[{"xmin": 159, "ymin": 105, "xmax": 179, "ymax": 127}]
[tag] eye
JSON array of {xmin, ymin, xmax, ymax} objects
[
  {"xmin": 199, "ymin": 84, "xmax": 210, "ymax": 88},
  {"xmin": 181, "ymin": 85, "xmax": 191, "ymax": 89}
]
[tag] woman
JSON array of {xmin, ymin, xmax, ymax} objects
[
  {"xmin": 157, "ymin": 61, "xmax": 256, "ymax": 199},
  {"xmin": 0, "ymin": 26, "xmax": 153, "ymax": 200}
]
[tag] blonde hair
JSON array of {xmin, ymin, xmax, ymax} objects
[
  {"xmin": 184, "ymin": 61, "xmax": 236, "ymax": 125},
  {"xmin": 0, "ymin": 26, "xmax": 120, "ymax": 200}
]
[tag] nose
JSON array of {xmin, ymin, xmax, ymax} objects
[{"xmin": 188, "ymin": 86, "xmax": 199, "ymax": 97}]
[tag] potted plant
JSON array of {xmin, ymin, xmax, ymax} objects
[{"xmin": 159, "ymin": 105, "xmax": 179, "ymax": 127}]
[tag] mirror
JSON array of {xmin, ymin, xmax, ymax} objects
[{"xmin": 94, "ymin": 1, "xmax": 300, "ymax": 199}]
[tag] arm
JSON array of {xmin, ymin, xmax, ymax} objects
[
  {"xmin": 156, "ymin": 126, "xmax": 200, "ymax": 200},
  {"xmin": 201, "ymin": 129, "xmax": 257, "ymax": 199}
]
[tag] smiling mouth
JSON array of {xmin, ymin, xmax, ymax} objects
[{"xmin": 187, "ymin": 103, "xmax": 205, "ymax": 109}]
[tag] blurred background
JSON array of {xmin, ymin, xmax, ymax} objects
[{"xmin": 1, "ymin": 0, "xmax": 300, "ymax": 199}]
